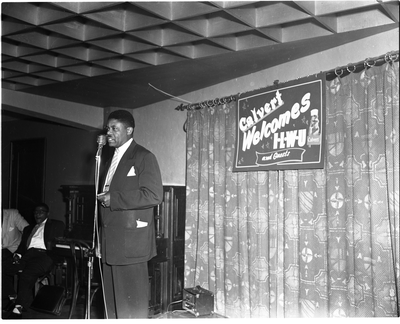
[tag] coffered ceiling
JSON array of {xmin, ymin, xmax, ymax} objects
[{"xmin": 2, "ymin": 1, "xmax": 399, "ymax": 109}]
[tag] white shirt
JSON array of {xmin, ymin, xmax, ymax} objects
[
  {"xmin": 28, "ymin": 219, "xmax": 47, "ymax": 250},
  {"xmin": 103, "ymin": 138, "xmax": 133, "ymax": 192},
  {"xmin": 2, "ymin": 209, "xmax": 29, "ymax": 253}
]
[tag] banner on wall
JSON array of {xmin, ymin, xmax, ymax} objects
[{"xmin": 233, "ymin": 74, "xmax": 325, "ymax": 172}]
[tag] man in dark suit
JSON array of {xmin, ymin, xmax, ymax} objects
[
  {"xmin": 97, "ymin": 110, "xmax": 163, "ymax": 319},
  {"xmin": 2, "ymin": 203, "xmax": 64, "ymax": 318}
]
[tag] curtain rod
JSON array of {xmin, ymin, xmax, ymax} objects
[
  {"xmin": 175, "ymin": 94, "xmax": 238, "ymax": 111},
  {"xmin": 325, "ymin": 50, "xmax": 399, "ymax": 80},
  {"xmin": 175, "ymin": 50, "xmax": 399, "ymax": 111}
]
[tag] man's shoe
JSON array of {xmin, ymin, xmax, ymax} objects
[
  {"xmin": 2, "ymin": 299, "xmax": 16, "ymax": 313},
  {"xmin": 3, "ymin": 306, "xmax": 23, "ymax": 320},
  {"xmin": 8, "ymin": 305, "xmax": 24, "ymax": 319}
]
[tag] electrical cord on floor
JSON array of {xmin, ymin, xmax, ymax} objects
[
  {"xmin": 167, "ymin": 299, "xmax": 183, "ymax": 312},
  {"xmin": 152, "ymin": 300, "xmax": 188, "ymax": 319},
  {"xmin": 169, "ymin": 310, "xmax": 189, "ymax": 316}
]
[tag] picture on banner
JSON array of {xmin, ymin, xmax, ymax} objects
[{"xmin": 233, "ymin": 74, "xmax": 325, "ymax": 172}]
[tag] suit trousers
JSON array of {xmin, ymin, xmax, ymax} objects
[
  {"xmin": 2, "ymin": 248, "xmax": 53, "ymax": 308},
  {"xmin": 2, "ymin": 248, "xmax": 13, "ymax": 261},
  {"xmin": 103, "ymin": 261, "xmax": 149, "ymax": 319}
]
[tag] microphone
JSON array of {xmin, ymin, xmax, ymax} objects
[
  {"xmin": 96, "ymin": 135, "xmax": 107, "ymax": 157},
  {"xmin": 97, "ymin": 134, "xmax": 107, "ymax": 148}
]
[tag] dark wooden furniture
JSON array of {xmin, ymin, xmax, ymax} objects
[
  {"xmin": 59, "ymin": 185, "xmax": 186, "ymax": 317},
  {"xmin": 53, "ymin": 238, "xmax": 99, "ymax": 319},
  {"xmin": 59, "ymin": 185, "xmax": 95, "ymax": 240},
  {"xmin": 149, "ymin": 186, "xmax": 186, "ymax": 316}
]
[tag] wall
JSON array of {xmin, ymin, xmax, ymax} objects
[
  {"xmin": 131, "ymin": 105, "xmax": 187, "ymax": 186},
  {"xmin": 1, "ymin": 118, "xmax": 99, "ymax": 222}
]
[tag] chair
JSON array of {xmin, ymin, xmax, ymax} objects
[
  {"xmin": 64, "ymin": 239, "xmax": 102, "ymax": 319},
  {"xmin": 52, "ymin": 237, "xmax": 102, "ymax": 319},
  {"xmin": 66, "ymin": 239, "xmax": 86, "ymax": 318}
]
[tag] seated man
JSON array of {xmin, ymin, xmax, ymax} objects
[
  {"xmin": 2, "ymin": 203, "xmax": 64, "ymax": 318},
  {"xmin": 2, "ymin": 209, "xmax": 29, "ymax": 261}
]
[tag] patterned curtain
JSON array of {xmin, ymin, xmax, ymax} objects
[{"xmin": 184, "ymin": 61, "xmax": 399, "ymax": 318}]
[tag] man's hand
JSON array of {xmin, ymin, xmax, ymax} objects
[
  {"xmin": 12, "ymin": 253, "xmax": 21, "ymax": 265},
  {"xmin": 97, "ymin": 192, "xmax": 111, "ymax": 208}
]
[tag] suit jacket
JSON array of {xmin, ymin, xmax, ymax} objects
[
  {"xmin": 100, "ymin": 140, "xmax": 163, "ymax": 265},
  {"xmin": 15, "ymin": 219, "xmax": 65, "ymax": 261}
]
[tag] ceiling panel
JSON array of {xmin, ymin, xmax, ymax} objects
[{"xmin": 1, "ymin": 1, "xmax": 398, "ymax": 109}]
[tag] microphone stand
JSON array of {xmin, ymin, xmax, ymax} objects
[{"xmin": 86, "ymin": 140, "xmax": 104, "ymax": 319}]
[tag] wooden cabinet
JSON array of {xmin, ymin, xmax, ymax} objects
[
  {"xmin": 149, "ymin": 186, "xmax": 186, "ymax": 316},
  {"xmin": 59, "ymin": 185, "xmax": 95, "ymax": 240},
  {"xmin": 60, "ymin": 185, "xmax": 186, "ymax": 316}
]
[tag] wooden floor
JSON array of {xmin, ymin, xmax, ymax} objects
[
  {"xmin": 2, "ymin": 284, "xmax": 224, "ymax": 320},
  {"xmin": 2, "ymin": 294, "xmax": 105, "ymax": 320},
  {"xmin": 2, "ymin": 295, "xmax": 225, "ymax": 320}
]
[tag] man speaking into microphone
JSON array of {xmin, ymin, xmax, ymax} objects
[{"xmin": 97, "ymin": 110, "xmax": 163, "ymax": 319}]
